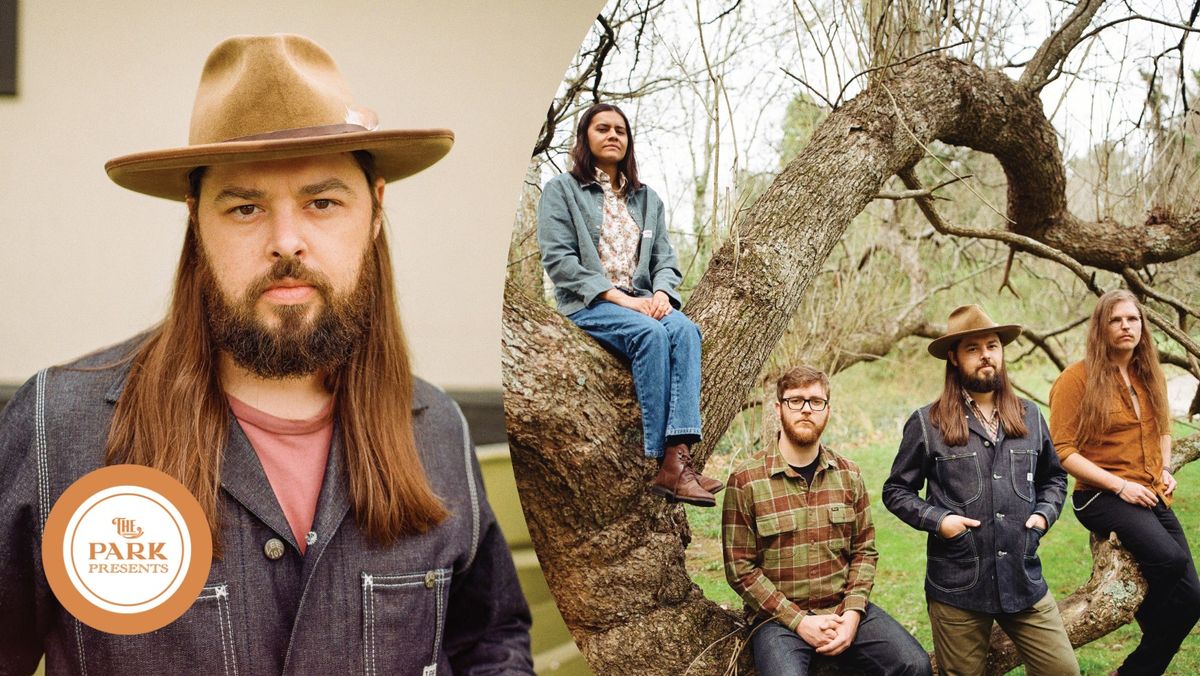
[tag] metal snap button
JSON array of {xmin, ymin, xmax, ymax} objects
[
  {"xmin": 993, "ymin": 473, "xmax": 1002, "ymax": 480},
  {"xmin": 998, "ymin": 550, "xmax": 1007, "ymax": 557},
  {"xmin": 424, "ymin": 570, "xmax": 437, "ymax": 589},
  {"xmin": 264, "ymin": 538, "xmax": 285, "ymax": 560},
  {"xmin": 996, "ymin": 513, "xmax": 1005, "ymax": 519}
]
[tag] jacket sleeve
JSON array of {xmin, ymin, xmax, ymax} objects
[
  {"xmin": 443, "ymin": 446, "xmax": 534, "ymax": 675},
  {"xmin": 645, "ymin": 191, "xmax": 683, "ymax": 308},
  {"xmin": 536, "ymin": 176, "xmax": 613, "ymax": 309},
  {"xmin": 0, "ymin": 375, "xmax": 52, "ymax": 674},
  {"xmin": 721, "ymin": 471, "xmax": 807, "ymax": 631},
  {"xmin": 1032, "ymin": 413, "xmax": 1067, "ymax": 530},
  {"xmin": 839, "ymin": 470, "xmax": 877, "ymax": 615},
  {"xmin": 882, "ymin": 411, "xmax": 953, "ymax": 536}
]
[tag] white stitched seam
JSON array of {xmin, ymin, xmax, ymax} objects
[
  {"xmin": 35, "ymin": 369, "xmax": 49, "ymax": 535},
  {"xmin": 370, "ymin": 576, "xmax": 377, "ymax": 676},
  {"xmin": 220, "ymin": 585, "xmax": 238, "ymax": 676},
  {"xmin": 432, "ymin": 574, "xmax": 446, "ymax": 660},
  {"xmin": 454, "ymin": 404, "xmax": 481, "ymax": 568},
  {"xmin": 361, "ymin": 575, "xmax": 370, "ymax": 676},
  {"xmin": 74, "ymin": 618, "xmax": 87, "ymax": 676},
  {"xmin": 216, "ymin": 586, "xmax": 231, "ymax": 676}
]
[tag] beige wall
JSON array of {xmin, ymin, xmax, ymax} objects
[{"xmin": 0, "ymin": 1, "xmax": 601, "ymax": 389}]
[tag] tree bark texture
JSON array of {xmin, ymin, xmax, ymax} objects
[{"xmin": 503, "ymin": 54, "xmax": 1200, "ymax": 674}]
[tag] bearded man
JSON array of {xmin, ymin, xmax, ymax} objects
[
  {"xmin": 723, "ymin": 365, "xmax": 930, "ymax": 675},
  {"xmin": 883, "ymin": 305, "xmax": 1076, "ymax": 676},
  {"xmin": 0, "ymin": 35, "xmax": 532, "ymax": 674}
]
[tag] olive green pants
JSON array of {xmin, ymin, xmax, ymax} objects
[{"xmin": 927, "ymin": 592, "xmax": 1079, "ymax": 676}]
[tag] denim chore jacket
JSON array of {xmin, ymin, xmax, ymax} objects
[
  {"xmin": 537, "ymin": 172, "xmax": 683, "ymax": 315},
  {"xmin": 882, "ymin": 399, "xmax": 1067, "ymax": 614},
  {"xmin": 0, "ymin": 339, "xmax": 533, "ymax": 675}
]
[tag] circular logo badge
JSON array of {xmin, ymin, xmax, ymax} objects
[{"xmin": 42, "ymin": 465, "xmax": 212, "ymax": 634}]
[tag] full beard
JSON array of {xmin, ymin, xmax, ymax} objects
[
  {"xmin": 957, "ymin": 365, "xmax": 1002, "ymax": 393},
  {"xmin": 202, "ymin": 250, "xmax": 375, "ymax": 379},
  {"xmin": 782, "ymin": 417, "xmax": 825, "ymax": 447}
]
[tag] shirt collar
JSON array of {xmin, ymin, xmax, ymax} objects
[{"xmin": 765, "ymin": 433, "xmax": 836, "ymax": 478}]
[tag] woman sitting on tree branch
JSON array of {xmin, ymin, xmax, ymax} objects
[{"xmin": 536, "ymin": 102, "xmax": 721, "ymax": 507}]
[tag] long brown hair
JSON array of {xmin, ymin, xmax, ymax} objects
[
  {"xmin": 104, "ymin": 152, "xmax": 447, "ymax": 555},
  {"xmin": 568, "ymin": 103, "xmax": 642, "ymax": 192},
  {"xmin": 1075, "ymin": 289, "xmax": 1168, "ymax": 448},
  {"xmin": 929, "ymin": 343, "xmax": 1028, "ymax": 446}
]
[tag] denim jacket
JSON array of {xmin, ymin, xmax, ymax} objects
[
  {"xmin": 0, "ymin": 338, "xmax": 533, "ymax": 675},
  {"xmin": 537, "ymin": 172, "xmax": 683, "ymax": 315},
  {"xmin": 881, "ymin": 399, "xmax": 1066, "ymax": 614}
]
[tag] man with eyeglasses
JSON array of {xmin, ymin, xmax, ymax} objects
[
  {"xmin": 723, "ymin": 366, "xmax": 930, "ymax": 675},
  {"xmin": 883, "ymin": 305, "xmax": 1076, "ymax": 675}
]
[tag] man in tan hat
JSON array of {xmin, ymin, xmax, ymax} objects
[
  {"xmin": 0, "ymin": 34, "xmax": 533, "ymax": 673},
  {"xmin": 882, "ymin": 305, "xmax": 1077, "ymax": 675}
]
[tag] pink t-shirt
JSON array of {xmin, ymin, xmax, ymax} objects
[{"xmin": 228, "ymin": 394, "xmax": 334, "ymax": 554}]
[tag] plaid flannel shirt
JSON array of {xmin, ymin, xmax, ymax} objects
[{"xmin": 722, "ymin": 441, "xmax": 877, "ymax": 631}]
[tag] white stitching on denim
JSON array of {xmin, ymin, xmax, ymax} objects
[
  {"xmin": 362, "ymin": 573, "xmax": 375, "ymax": 676},
  {"xmin": 432, "ymin": 573, "xmax": 446, "ymax": 660},
  {"xmin": 361, "ymin": 574, "xmax": 370, "ymax": 676},
  {"xmin": 219, "ymin": 584, "xmax": 238, "ymax": 676},
  {"xmin": 215, "ymin": 585, "xmax": 231, "ymax": 676},
  {"xmin": 454, "ymin": 404, "xmax": 481, "ymax": 568},
  {"xmin": 74, "ymin": 618, "xmax": 87, "ymax": 676},
  {"xmin": 35, "ymin": 369, "xmax": 49, "ymax": 535}
]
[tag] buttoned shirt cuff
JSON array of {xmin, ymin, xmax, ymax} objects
[{"xmin": 838, "ymin": 594, "xmax": 868, "ymax": 616}]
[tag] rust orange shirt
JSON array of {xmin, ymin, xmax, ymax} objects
[{"xmin": 1048, "ymin": 360, "xmax": 1171, "ymax": 502}]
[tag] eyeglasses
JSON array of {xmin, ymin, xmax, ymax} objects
[{"xmin": 781, "ymin": 397, "xmax": 828, "ymax": 412}]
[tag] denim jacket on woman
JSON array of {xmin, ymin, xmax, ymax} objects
[
  {"xmin": 0, "ymin": 338, "xmax": 533, "ymax": 675},
  {"xmin": 882, "ymin": 399, "xmax": 1067, "ymax": 614},
  {"xmin": 537, "ymin": 171, "xmax": 683, "ymax": 315}
]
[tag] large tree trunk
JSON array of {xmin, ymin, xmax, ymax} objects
[{"xmin": 503, "ymin": 51, "xmax": 1200, "ymax": 674}]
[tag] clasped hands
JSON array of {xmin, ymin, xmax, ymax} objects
[
  {"xmin": 603, "ymin": 288, "xmax": 672, "ymax": 319},
  {"xmin": 797, "ymin": 610, "xmax": 861, "ymax": 655}
]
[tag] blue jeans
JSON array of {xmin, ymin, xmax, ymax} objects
[
  {"xmin": 751, "ymin": 604, "xmax": 931, "ymax": 676},
  {"xmin": 567, "ymin": 302, "xmax": 702, "ymax": 459}
]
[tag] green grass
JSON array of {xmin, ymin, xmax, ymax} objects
[{"xmin": 688, "ymin": 352, "xmax": 1200, "ymax": 675}]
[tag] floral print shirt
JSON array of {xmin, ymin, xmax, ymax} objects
[{"xmin": 595, "ymin": 170, "xmax": 642, "ymax": 290}]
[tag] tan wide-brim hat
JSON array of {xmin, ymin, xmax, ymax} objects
[
  {"xmin": 928, "ymin": 304, "xmax": 1022, "ymax": 359},
  {"xmin": 105, "ymin": 34, "xmax": 453, "ymax": 202}
]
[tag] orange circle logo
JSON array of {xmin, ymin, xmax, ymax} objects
[{"xmin": 42, "ymin": 465, "xmax": 212, "ymax": 634}]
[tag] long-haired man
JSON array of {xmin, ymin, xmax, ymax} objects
[
  {"xmin": 883, "ymin": 305, "xmax": 1077, "ymax": 675},
  {"xmin": 1049, "ymin": 289, "xmax": 1200, "ymax": 676},
  {"xmin": 0, "ymin": 34, "xmax": 532, "ymax": 673}
]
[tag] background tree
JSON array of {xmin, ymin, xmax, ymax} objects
[{"xmin": 505, "ymin": 0, "xmax": 1200, "ymax": 672}]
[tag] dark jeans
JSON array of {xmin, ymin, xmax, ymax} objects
[
  {"xmin": 751, "ymin": 604, "xmax": 931, "ymax": 676},
  {"xmin": 1073, "ymin": 491, "xmax": 1200, "ymax": 676}
]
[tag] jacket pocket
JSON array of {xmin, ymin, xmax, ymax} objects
[
  {"xmin": 1023, "ymin": 526, "xmax": 1045, "ymax": 582},
  {"xmin": 933, "ymin": 452, "xmax": 983, "ymax": 507},
  {"xmin": 926, "ymin": 529, "xmax": 980, "ymax": 593},
  {"xmin": 361, "ymin": 568, "xmax": 452, "ymax": 676},
  {"xmin": 1009, "ymin": 449, "xmax": 1038, "ymax": 502},
  {"xmin": 77, "ymin": 582, "xmax": 238, "ymax": 675}
]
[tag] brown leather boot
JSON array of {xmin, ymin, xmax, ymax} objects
[
  {"xmin": 678, "ymin": 445, "xmax": 725, "ymax": 494},
  {"xmin": 649, "ymin": 444, "xmax": 716, "ymax": 507}
]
